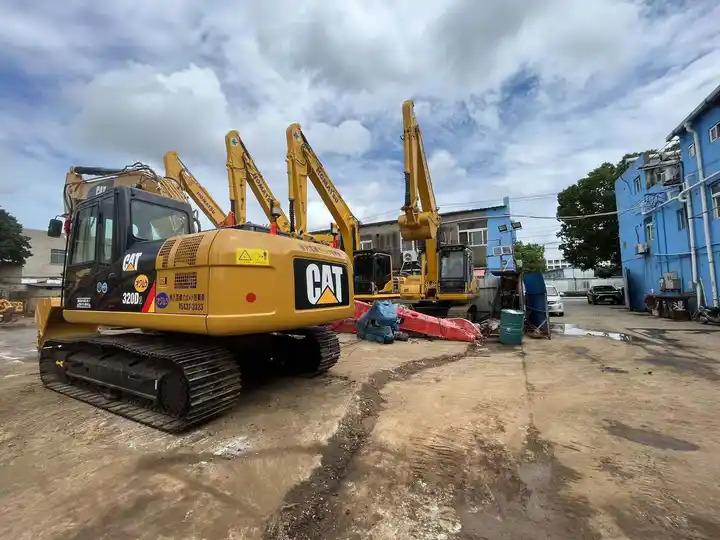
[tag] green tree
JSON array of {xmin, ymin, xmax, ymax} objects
[
  {"xmin": 514, "ymin": 241, "xmax": 546, "ymax": 272},
  {"xmin": 0, "ymin": 208, "xmax": 32, "ymax": 265},
  {"xmin": 557, "ymin": 154, "xmax": 640, "ymax": 271}
]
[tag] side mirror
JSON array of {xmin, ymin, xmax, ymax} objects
[{"xmin": 48, "ymin": 218, "xmax": 63, "ymax": 238}]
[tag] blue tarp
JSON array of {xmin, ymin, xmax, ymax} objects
[{"xmin": 523, "ymin": 272, "xmax": 550, "ymax": 337}]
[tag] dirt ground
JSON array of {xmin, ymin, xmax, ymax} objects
[{"xmin": 1, "ymin": 299, "xmax": 720, "ymax": 539}]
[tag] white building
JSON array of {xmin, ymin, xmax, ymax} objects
[
  {"xmin": 543, "ymin": 267, "xmax": 623, "ymax": 294},
  {"xmin": 545, "ymin": 257, "xmax": 571, "ymax": 270}
]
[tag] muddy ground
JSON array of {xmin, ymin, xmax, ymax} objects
[{"xmin": 1, "ymin": 299, "xmax": 720, "ymax": 539}]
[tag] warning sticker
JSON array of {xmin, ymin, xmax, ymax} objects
[{"xmin": 235, "ymin": 248, "xmax": 270, "ymax": 266}]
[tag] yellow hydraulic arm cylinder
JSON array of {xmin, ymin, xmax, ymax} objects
[
  {"xmin": 286, "ymin": 123, "xmax": 360, "ymax": 257},
  {"xmin": 225, "ymin": 130, "xmax": 291, "ymax": 231},
  {"xmin": 163, "ymin": 151, "xmax": 233, "ymax": 228},
  {"xmin": 399, "ymin": 99, "xmax": 440, "ymax": 286}
]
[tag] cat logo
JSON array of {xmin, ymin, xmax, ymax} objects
[
  {"xmin": 293, "ymin": 258, "xmax": 349, "ymax": 310},
  {"xmin": 122, "ymin": 252, "xmax": 142, "ymax": 272}
]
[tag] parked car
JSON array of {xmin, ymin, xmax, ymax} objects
[
  {"xmin": 546, "ymin": 285, "xmax": 564, "ymax": 316},
  {"xmin": 587, "ymin": 285, "xmax": 623, "ymax": 305}
]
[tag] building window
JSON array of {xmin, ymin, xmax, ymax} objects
[
  {"xmin": 645, "ymin": 167, "xmax": 671, "ymax": 188},
  {"xmin": 710, "ymin": 122, "xmax": 720, "ymax": 143},
  {"xmin": 50, "ymin": 248, "xmax": 66, "ymax": 265},
  {"xmin": 712, "ymin": 183, "xmax": 720, "ymax": 219},
  {"xmin": 646, "ymin": 170, "xmax": 655, "ymax": 188},
  {"xmin": 644, "ymin": 218, "xmax": 655, "ymax": 242},
  {"xmin": 458, "ymin": 228, "xmax": 488, "ymax": 246},
  {"xmin": 359, "ymin": 239, "xmax": 373, "ymax": 250},
  {"xmin": 689, "ymin": 143, "xmax": 696, "ymax": 157},
  {"xmin": 677, "ymin": 206, "xmax": 687, "ymax": 230},
  {"xmin": 633, "ymin": 176, "xmax": 641, "ymax": 193}
]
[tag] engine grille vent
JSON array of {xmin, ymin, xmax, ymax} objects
[
  {"xmin": 173, "ymin": 235, "xmax": 203, "ymax": 266},
  {"xmin": 174, "ymin": 271, "xmax": 198, "ymax": 289},
  {"xmin": 158, "ymin": 238, "xmax": 178, "ymax": 269}
]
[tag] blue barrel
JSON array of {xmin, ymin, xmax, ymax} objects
[{"xmin": 499, "ymin": 309, "xmax": 524, "ymax": 345}]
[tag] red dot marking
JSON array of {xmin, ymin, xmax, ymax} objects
[{"xmin": 246, "ymin": 293, "xmax": 256, "ymax": 303}]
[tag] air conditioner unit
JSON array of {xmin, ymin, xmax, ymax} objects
[
  {"xmin": 636, "ymin": 243, "xmax": 649, "ymax": 255},
  {"xmin": 402, "ymin": 250, "xmax": 418, "ymax": 263},
  {"xmin": 492, "ymin": 246, "xmax": 503, "ymax": 256},
  {"xmin": 501, "ymin": 245, "xmax": 513, "ymax": 255},
  {"xmin": 661, "ymin": 272, "xmax": 681, "ymax": 291}
]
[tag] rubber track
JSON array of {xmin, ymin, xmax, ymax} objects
[
  {"xmin": 302, "ymin": 326, "xmax": 341, "ymax": 375},
  {"xmin": 39, "ymin": 334, "xmax": 241, "ymax": 433}
]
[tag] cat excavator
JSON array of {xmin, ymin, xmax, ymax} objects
[
  {"xmin": 36, "ymin": 160, "xmax": 353, "ymax": 432},
  {"xmin": 285, "ymin": 123, "xmax": 399, "ymax": 301},
  {"xmin": 399, "ymin": 100, "xmax": 478, "ymax": 318}
]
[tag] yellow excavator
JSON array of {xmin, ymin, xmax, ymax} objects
[
  {"xmin": 285, "ymin": 123, "xmax": 399, "ymax": 301},
  {"xmin": 36, "ymin": 161, "xmax": 353, "ymax": 432},
  {"xmin": 399, "ymin": 100, "xmax": 478, "ymax": 318},
  {"xmin": 224, "ymin": 130, "xmax": 291, "ymax": 233}
]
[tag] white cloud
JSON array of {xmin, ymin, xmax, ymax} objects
[
  {"xmin": 69, "ymin": 63, "xmax": 231, "ymax": 164},
  {"xmin": 0, "ymin": 0, "xmax": 718, "ymax": 255},
  {"xmin": 305, "ymin": 120, "xmax": 372, "ymax": 156},
  {"xmin": 428, "ymin": 149, "xmax": 467, "ymax": 183}
]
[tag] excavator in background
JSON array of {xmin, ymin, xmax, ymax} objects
[
  {"xmin": 224, "ymin": 130, "xmax": 291, "ymax": 233},
  {"xmin": 399, "ymin": 100, "xmax": 478, "ymax": 319},
  {"xmin": 285, "ymin": 123, "xmax": 398, "ymax": 301},
  {"xmin": 36, "ymin": 162, "xmax": 353, "ymax": 432},
  {"xmin": 163, "ymin": 153, "xmax": 236, "ymax": 228}
]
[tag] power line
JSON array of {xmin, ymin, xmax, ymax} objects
[{"xmin": 359, "ymin": 192, "xmax": 560, "ymax": 222}]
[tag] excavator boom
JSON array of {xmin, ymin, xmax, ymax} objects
[
  {"xmin": 163, "ymin": 151, "xmax": 234, "ymax": 228},
  {"xmin": 286, "ymin": 123, "xmax": 360, "ymax": 256},
  {"xmin": 225, "ymin": 130, "xmax": 291, "ymax": 232},
  {"xmin": 399, "ymin": 100, "xmax": 440, "ymax": 286}
]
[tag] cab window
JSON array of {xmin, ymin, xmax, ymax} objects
[
  {"xmin": 131, "ymin": 200, "xmax": 189, "ymax": 242},
  {"xmin": 99, "ymin": 197, "xmax": 114, "ymax": 264},
  {"xmin": 70, "ymin": 205, "xmax": 98, "ymax": 265},
  {"xmin": 440, "ymin": 251, "xmax": 466, "ymax": 279}
]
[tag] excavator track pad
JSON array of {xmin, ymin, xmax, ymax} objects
[
  {"xmin": 39, "ymin": 333, "xmax": 242, "ymax": 433},
  {"xmin": 38, "ymin": 326, "xmax": 341, "ymax": 433}
]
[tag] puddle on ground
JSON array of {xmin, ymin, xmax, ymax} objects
[
  {"xmin": 604, "ymin": 420, "xmax": 699, "ymax": 451},
  {"xmin": 551, "ymin": 323, "xmax": 631, "ymax": 342}
]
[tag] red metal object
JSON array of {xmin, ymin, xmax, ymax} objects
[
  {"xmin": 330, "ymin": 300, "xmax": 481, "ymax": 342},
  {"xmin": 270, "ymin": 222, "xmax": 278, "ymax": 235}
]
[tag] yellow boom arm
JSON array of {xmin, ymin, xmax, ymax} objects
[
  {"xmin": 399, "ymin": 100, "xmax": 439, "ymax": 285},
  {"xmin": 225, "ymin": 130, "xmax": 291, "ymax": 232},
  {"xmin": 163, "ymin": 151, "xmax": 234, "ymax": 228},
  {"xmin": 286, "ymin": 123, "xmax": 360, "ymax": 258}
]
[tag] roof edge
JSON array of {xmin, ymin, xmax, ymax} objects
[{"xmin": 666, "ymin": 82, "xmax": 720, "ymax": 141}]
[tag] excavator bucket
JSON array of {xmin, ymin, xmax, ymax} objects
[{"xmin": 35, "ymin": 297, "xmax": 99, "ymax": 348}]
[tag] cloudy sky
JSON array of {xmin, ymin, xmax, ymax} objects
[{"xmin": 1, "ymin": 0, "xmax": 718, "ymax": 257}]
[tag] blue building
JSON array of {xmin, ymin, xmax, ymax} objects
[{"xmin": 616, "ymin": 84, "xmax": 720, "ymax": 310}]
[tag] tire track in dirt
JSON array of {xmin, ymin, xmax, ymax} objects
[{"xmin": 263, "ymin": 346, "xmax": 474, "ymax": 539}]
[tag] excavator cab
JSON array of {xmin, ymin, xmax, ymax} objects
[
  {"xmin": 61, "ymin": 186, "xmax": 193, "ymax": 313},
  {"xmin": 353, "ymin": 250, "xmax": 393, "ymax": 296},
  {"xmin": 438, "ymin": 245, "xmax": 474, "ymax": 294}
]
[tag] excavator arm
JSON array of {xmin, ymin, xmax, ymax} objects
[
  {"xmin": 163, "ymin": 151, "xmax": 235, "ymax": 228},
  {"xmin": 286, "ymin": 123, "xmax": 360, "ymax": 257},
  {"xmin": 399, "ymin": 99, "xmax": 440, "ymax": 286},
  {"xmin": 225, "ymin": 130, "xmax": 291, "ymax": 232}
]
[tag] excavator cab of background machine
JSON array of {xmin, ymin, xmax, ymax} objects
[
  {"xmin": 353, "ymin": 251, "xmax": 392, "ymax": 295},
  {"xmin": 438, "ymin": 245, "xmax": 474, "ymax": 294}
]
